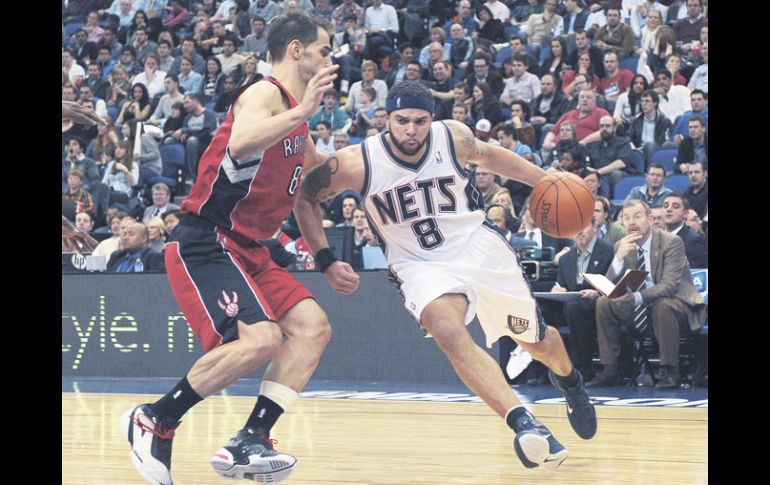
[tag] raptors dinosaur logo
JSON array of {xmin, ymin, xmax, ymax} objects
[{"xmin": 217, "ymin": 290, "xmax": 240, "ymax": 317}]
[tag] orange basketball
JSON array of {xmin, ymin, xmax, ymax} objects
[{"xmin": 529, "ymin": 172, "xmax": 595, "ymax": 238}]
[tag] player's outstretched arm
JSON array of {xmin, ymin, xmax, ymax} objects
[
  {"xmin": 228, "ymin": 65, "xmax": 339, "ymax": 161},
  {"xmin": 444, "ymin": 119, "xmax": 547, "ymax": 187},
  {"xmin": 294, "ymin": 146, "xmax": 364, "ymax": 294},
  {"xmin": 62, "ymin": 100, "xmax": 106, "ymax": 126}
]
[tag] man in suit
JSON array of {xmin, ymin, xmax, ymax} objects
[
  {"xmin": 107, "ymin": 222, "xmax": 166, "ymax": 273},
  {"xmin": 662, "ymin": 194, "xmax": 707, "ymax": 268},
  {"xmin": 142, "ymin": 183, "xmax": 181, "ymax": 223},
  {"xmin": 586, "ymin": 200, "xmax": 707, "ymax": 389},
  {"xmin": 551, "ymin": 219, "xmax": 614, "ymax": 380},
  {"xmin": 464, "ymin": 54, "xmax": 505, "ymax": 98}
]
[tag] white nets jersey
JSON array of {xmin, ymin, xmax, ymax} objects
[{"xmin": 361, "ymin": 121, "xmax": 486, "ymax": 266}]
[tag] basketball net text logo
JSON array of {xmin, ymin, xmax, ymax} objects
[
  {"xmin": 539, "ymin": 201, "xmax": 552, "ymax": 231},
  {"xmin": 507, "ymin": 315, "xmax": 529, "ymax": 334}
]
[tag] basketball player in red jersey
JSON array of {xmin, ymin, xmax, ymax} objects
[{"xmin": 120, "ymin": 12, "xmax": 359, "ymax": 485}]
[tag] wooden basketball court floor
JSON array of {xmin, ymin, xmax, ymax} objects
[{"xmin": 63, "ymin": 388, "xmax": 707, "ymax": 484}]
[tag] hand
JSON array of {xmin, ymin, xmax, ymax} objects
[
  {"xmin": 115, "ymin": 162, "xmax": 127, "ymax": 172},
  {"xmin": 579, "ymin": 289, "xmax": 600, "ymax": 300},
  {"xmin": 62, "ymin": 100, "xmax": 107, "ymax": 126},
  {"xmin": 610, "ymin": 286, "xmax": 635, "ymax": 303},
  {"xmin": 531, "ymin": 116, "xmax": 546, "ymax": 125},
  {"xmin": 615, "ymin": 233, "xmax": 642, "ymax": 261},
  {"xmin": 324, "ymin": 261, "xmax": 360, "ymax": 295},
  {"xmin": 678, "ymin": 162, "xmax": 690, "ymax": 174},
  {"xmin": 299, "ymin": 64, "xmax": 339, "ymax": 118},
  {"xmin": 551, "ymin": 282, "xmax": 567, "ymax": 293},
  {"xmin": 674, "ymin": 133, "xmax": 684, "ymax": 144},
  {"xmin": 554, "ymin": 246, "xmax": 570, "ymax": 263}
]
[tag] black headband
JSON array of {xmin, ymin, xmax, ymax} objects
[{"xmin": 385, "ymin": 95, "xmax": 434, "ymax": 115}]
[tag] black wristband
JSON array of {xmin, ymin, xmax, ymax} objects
[{"xmin": 314, "ymin": 247, "xmax": 339, "ymax": 273}]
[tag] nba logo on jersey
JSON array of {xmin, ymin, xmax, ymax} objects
[
  {"xmin": 435, "ymin": 151, "xmax": 443, "ymax": 164},
  {"xmin": 396, "ymin": 97, "xmax": 401, "ymax": 108}
]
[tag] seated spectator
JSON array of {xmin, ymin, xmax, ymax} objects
[
  {"xmin": 587, "ymin": 200, "xmax": 706, "ymax": 389},
  {"xmin": 237, "ymin": 55, "xmax": 263, "ymax": 88},
  {"xmin": 542, "ymin": 88, "xmax": 610, "ymax": 153},
  {"xmin": 494, "ymin": 99, "xmax": 537, "ymax": 149},
  {"xmin": 635, "ymin": 9, "xmax": 675, "ymax": 76},
  {"xmin": 62, "ymin": 137, "xmax": 101, "ymax": 193},
  {"xmin": 485, "ymin": 204, "xmax": 519, "ymax": 244},
  {"xmin": 169, "ymin": 38, "xmax": 207, "ymax": 76},
  {"xmin": 83, "ymin": 62, "xmax": 111, "ymax": 101},
  {"xmin": 351, "ymin": 86, "xmax": 378, "ymax": 137},
  {"xmin": 148, "ymin": 74, "xmax": 184, "ymax": 127},
  {"xmin": 673, "ymin": 0, "xmax": 707, "ymax": 55},
  {"xmin": 363, "ymin": 0, "xmax": 399, "ymax": 60},
  {"xmin": 529, "ymin": 73, "xmax": 570, "ymax": 148},
  {"xmin": 474, "ymin": 118, "xmax": 499, "ymax": 146},
  {"xmin": 117, "ymin": 45, "xmax": 143, "ymax": 77},
  {"xmin": 582, "ymin": 169, "xmax": 606, "ymax": 198},
  {"xmin": 594, "ymin": 195, "xmax": 626, "ymax": 246},
  {"xmin": 335, "ymin": 195, "xmax": 360, "ymax": 227},
  {"xmin": 543, "ymin": 120, "xmax": 578, "ymax": 166},
  {"xmin": 116, "ymin": 82, "xmax": 152, "ymax": 130},
  {"xmin": 613, "ymin": 74, "xmax": 649, "ymax": 136},
  {"xmin": 464, "ymin": 53, "xmax": 504, "ymax": 98},
  {"xmin": 598, "ymin": 50, "xmax": 633, "ymax": 104},
  {"xmin": 538, "ymin": 36, "xmax": 567, "ymax": 81},
  {"xmin": 500, "ymin": 54, "xmax": 541, "ymax": 106},
  {"xmin": 145, "ymin": 216, "xmax": 168, "ymax": 252},
  {"xmin": 75, "ymin": 210, "xmax": 95, "ymax": 236},
  {"xmin": 514, "ymin": 200, "xmax": 573, "ymax": 252},
  {"xmin": 350, "ymin": 207, "xmax": 378, "ymax": 269},
  {"xmin": 162, "ymin": 101, "xmax": 186, "ymax": 143},
  {"xmin": 682, "ymin": 160, "xmax": 707, "ymax": 219},
  {"xmin": 491, "ymin": 188, "xmax": 518, "ymax": 222},
  {"xmin": 314, "ymin": 121, "xmax": 335, "ymax": 154},
  {"xmin": 686, "ymin": 210, "xmax": 705, "ymax": 236},
  {"xmin": 549, "ymin": 141, "xmax": 586, "ymax": 175},
  {"xmin": 653, "ymin": 69, "xmax": 691, "ymax": 123},
  {"xmin": 132, "ymin": 53, "xmax": 167, "ymax": 100},
  {"xmin": 240, "ymin": 17, "xmax": 268, "ymax": 61},
  {"xmin": 650, "ymin": 204, "xmax": 666, "ymax": 230},
  {"xmin": 475, "ymin": 169, "xmax": 502, "ymax": 207},
  {"xmin": 628, "ymin": 89, "xmax": 674, "ymax": 163},
  {"xmin": 102, "ymin": 139, "xmax": 140, "ymax": 206},
  {"xmin": 77, "ymin": 84, "xmax": 109, "ymax": 119},
  {"xmin": 333, "ymin": 131, "xmax": 350, "ymax": 152},
  {"xmin": 213, "ymin": 74, "xmax": 239, "ymax": 120},
  {"xmin": 449, "ymin": 102, "xmax": 474, "ymax": 130},
  {"xmin": 163, "ymin": 0, "xmax": 192, "ymax": 33},
  {"xmin": 675, "ymin": 115, "xmax": 707, "ymax": 174},
  {"xmin": 94, "ymin": 213, "xmax": 134, "ymax": 263},
  {"xmin": 107, "ymin": 65, "xmax": 132, "ymax": 110},
  {"xmin": 593, "ymin": 8, "xmax": 634, "ymax": 58},
  {"xmin": 142, "ymin": 182, "xmax": 180, "ymax": 222},
  {"xmin": 662, "ymin": 194, "xmax": 707, "ymax": 268},
  {"xmin": 198, "ymin": 56, "xmax": 226, "ymax": 106},
  {"xmin": 107, "ymin": 222, "xmax": 166, "ymax": 272},
  {"xmin": 446, "ymin": 22, "xmax": 473, "ymax": 74},
  {"xmin": 561, "ymin": 55, "xmax": 602, "ymax": 105},
  {"xmin": 345, "ymin": 60, "xmax": 388, "ymax": 115},
  {"xmin": 565, "ymin": 29, "xmax": 607, "ymax": 78},
  {"xmin": 471, "ymin": 82, "xmax": 505, "ymax": 128},
  {"xmin": 172, "ymin": 93, "xmax": 218, "ymax": 184},
  {"xmin": 550, "ymin": 218, "xmax": 614, "ymax": 380},
  {"xmin": 624, "ymin": 163, "xmax": 673, "ymax": 207},
  {"xmin": 162, "ymin": 208, "xmax": 182, "ymax": 235},
  {"xmin": 333, "ymin": 14, "xmax": 367, "ymax": 94},
  {"xmin": 473, "ymin": 5, "xmax": 506, "ymax": 43},
  {"xmin": 671, "ymin": 89, "xmax": 708, "ymax": 144},
  {"xmin": 215, "ymin": 35, "xmax": 246, "ymax": 77},
  {"xmin": 64, "ymin": 169, "xmax": 96, "ymax": 217},
  {"xmin": 443, "ymin": 1, "xmax": 478, "ymax": 40},
  {"xmin": 520, "ymin": 0, "xmax": 561, "ymax": 51},
  {"xmin": 586, "ymin": 116, "xmax": 636, "ymax": 192},
  {"xmin": 496, "ymin": 125, "xmax": 534, "ymax": 163},
  {"xmin": 687, "ymin": 42, "xmax": 707, "ymax": 93}
]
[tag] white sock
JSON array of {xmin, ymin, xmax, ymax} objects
[{"xmin": 259, "ymin": 380, "xmax": 299, "ymax": 411}]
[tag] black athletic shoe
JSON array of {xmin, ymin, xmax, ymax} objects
[
  {"xmin": 511, "ymin": 409, "xmax": 569, "ymax": 471},
  {"xmin": 120, "ymin": 404, "xmax": 180, "ymax": 485},
  {"xmin": 210, "ymin": 427, "xmax": 297, "ymax": 482},
  {"xmin": 549, "ymin": 369, "xmax": 598, "ymax": 439}
]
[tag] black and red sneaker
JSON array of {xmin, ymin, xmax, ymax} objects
[{"xmin": 210, "ymin": 427, "xmax": 297, "ymax": 483}]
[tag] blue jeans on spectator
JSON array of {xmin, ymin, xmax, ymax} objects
[
  {"xmin": 335, "ymin": 54, "xmax": 361, "ymax": 89},
  {"xmin": 605, "ymin": 169, "xmax": 629, "ymax": 198}
]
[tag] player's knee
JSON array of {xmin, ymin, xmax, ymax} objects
[
  {"xmin": 290, "ymin": 314, "xmax": 333, "ymax": 348},
  {"xmin": 240, "ymin": 320, "xmax": 283, "ymax": 361},
  {"xmin": 425, "ymin": 319, "xmax": 469, "ymax": 349}
]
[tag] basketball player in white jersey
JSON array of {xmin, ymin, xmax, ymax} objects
[{"xmin": 295, "ymin": 81, "xmax": 597, "ymax": 471}]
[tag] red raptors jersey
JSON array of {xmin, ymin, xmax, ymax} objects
[{"xmin": 181, "ymin": 77, "xmax": 308, "ymax": 242}]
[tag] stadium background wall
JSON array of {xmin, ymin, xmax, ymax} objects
[{"xmin": 62, "ymin": 272, "xmax": 499, "ymax": 383}]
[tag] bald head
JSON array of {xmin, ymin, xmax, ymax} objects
[{"xmin": 122, "ymin": 222, "xmax": 149, "ymax": 252}]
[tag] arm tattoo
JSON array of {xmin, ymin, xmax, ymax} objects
[{"xmin": 300, "ymin": 156, "xmax": 339, "ymax": 201}]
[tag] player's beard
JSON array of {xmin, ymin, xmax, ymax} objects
[{"xmin": 390, "ymin": 132, "xmax": 428, "ymax": 157}]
